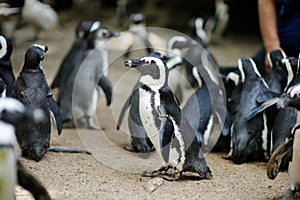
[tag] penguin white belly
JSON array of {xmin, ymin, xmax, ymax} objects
[
  {"xmin": 0, "ymin": 148, "xmax": 16, "ymax": 200},
  {"xmin": 139, "ymin": 89, "xmax": 161, "ymax": 159},
  {"xmin": 289, "ymin": 130, "xmax": 300, "ymax": 191}
]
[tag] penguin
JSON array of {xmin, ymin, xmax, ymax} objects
[
  {"xmin": 117, "ymin": 43, "xmax": 195, "ymax": 155},
  {"xmin": 229, "ymin": 58, "xmax": 270, "ymax": 164},
  {"xmin": 124, "ymin": 13, "xmax": 153, "ymax": 58},
  {"xmin": 59, "ymin": 27, "xmax": 119, "ymax": 129},
  {"xmin": 204, "ymin": 0, "xmax": 229, "ymax": 44},
  {"xmin": 0, "ymin": 97, "xmax": 50, "ymax": 200},
  {"xmin": 12, "ymin": 44, "xmax": 62, "ymax": 162},
  {"xmin": 117, "ymin": 52, "xmax": 168, "ymax": 155},
  {"xmin": 266, "ymin": 82, "xmax": 300, "ymax": 199},
  {"xmin": 0, "ymin": 34, "xmax": 15, "ymax": 97},
  {"xmin": 184, "ymin": 18, "xmax": 218, "ymax": 89},
  {"xmin": 245, "ymin": 52, "xmax": 298, "ymax": 159},
  {"xmin": 166, "ymin": 36, "xmax": 196, "ymax": 103},
  {"xmin": 124, "ymin": 55, "xmax": 212, "ymax": 180},
  {"xmin": 51, "ymin": 20, "xmax": 101, "ymax": 90},
  {"xmin": 21, "ymin": 0, "xmax": 58, "ymax": 39},
  {"xmin": 182, "ymin": 54, "xmax": 230, "ymax": 153}
]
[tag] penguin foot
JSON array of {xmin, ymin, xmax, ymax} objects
[
  {"xmin": 160, "ymin": 172, "xmax": 182, "ymax": 181},
  {"xmin": 142, "ymin": 165, "xmax": 170, "ymax": 177},
  {"xmin": 273, "ymin": 188, "xmax": 297, "ymax": 200}
]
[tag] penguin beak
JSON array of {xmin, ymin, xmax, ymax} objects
[
  {"xmin": 0, "ymin": 108, "xmax": 46, "ymax": 126},
  {"xmin": 124, "ymin": 59, "xmax": 141, "ymax": 68},
  {"xmin": 110, "ymin": 31, "xmax": 120, "ymax": 38}
]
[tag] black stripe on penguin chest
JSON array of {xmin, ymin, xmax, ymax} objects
[{"xmin": 140, "ymin": 84, "xmax": 161, "ymax": 129}]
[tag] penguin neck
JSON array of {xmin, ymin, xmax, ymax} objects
[{"xmin": 139, "ymin": 66, "xmax": 168, "ymax": 90}]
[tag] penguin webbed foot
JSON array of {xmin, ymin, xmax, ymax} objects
[
  {"xmin": 142, "ymin": 165, "xmax": 171, "ymax": 177},
  {"xmin": 142, "ymin": 165, "xmax": 183, "ymax": 181}
]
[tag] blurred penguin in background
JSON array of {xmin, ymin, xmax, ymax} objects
[
  {"xmin": 205, "ymin": 0, "xmax": 229, "ymax": 44},
  {"xmin": 124, "ymin": 13, "xmax": 153, "ymax": 57},
  {"xmin": 21, "ymin": 0, "xmax": 58, "ymax": 40},
  {"xmin": 51, "ymin": 20, "xmax": 101, "ymax": 91}
]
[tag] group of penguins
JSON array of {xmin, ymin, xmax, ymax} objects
[{"xmin": 0, "ymin": 12, "xmax": 300, "ymax": 200}]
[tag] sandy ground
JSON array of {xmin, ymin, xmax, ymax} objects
[{"xmin": 3, "ymin": 7, "xmax": 291, "ymax": 200}]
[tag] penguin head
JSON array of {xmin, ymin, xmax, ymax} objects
[
  {"xmin": 125, "ymin": 54, "xmax": 168, "ymax": 86},
  {"xmin": 281, "ymin": 56, "xmax": 299, "ymax": 89},
  {"xmin": 167, "ymin": 36, "xmax": 197, "ymax": 53},
  {"xmin": 87, "ymin": 27, "xmax": 119, "ymax": 48},
  {"xmin": 278, "ymin": 84, "xmax": 300, "ymax": 110},
  {"xmin": 267, "ymin": 49, "xmax": 286, "ymax": 70},
  {"xmin": 238, "ymin": 58, "xmax": 268, "ymax": 88},
  {"xmin": 0, "ymin": 34, "xmax": 13, "ymax": 60},
  {"xmin": 75, "ymin": 20, "xmax": 101, "ymax": 39},
  {"xmin": 188, "ymin": 17, "xmax": 208, "ymax": 47},
  {"xmin": 130, "ymin": 13, "xmax": 144, "ymax": 25},
  {"xmin": 23, "ymin": 44, "xmax": 48, "ymax": 71}
]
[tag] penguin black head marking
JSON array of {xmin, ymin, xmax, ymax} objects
[
  {"xmin": 125, "ymin": 55, "xmax": 168, "ymax": 85},
  {"xmin": 0, "ymin": 35, "xmax": 13, "ymax": 60},
  {"xmin": 76, "ymin": 20, "xmax": 101, "ymax": 39},
  {"xmin": 23, "ymin": 44, "xmax": 48, "ymax": 71},
  {"xmin": 87, "ymin": 27, "xmax": 119, "ymax": 48},
  {"xmin": 130, "ymin": 13, "xmax": 144, "ymax": 25}
]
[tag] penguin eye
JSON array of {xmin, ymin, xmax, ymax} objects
[{"xmin": 145, "ymin": 60, "xmax": 151, "ymax": 64}]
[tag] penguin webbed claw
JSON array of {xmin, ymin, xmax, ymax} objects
[{"xmin": 142, "ymin": 165, "xmax": 171, "ymax": 178}]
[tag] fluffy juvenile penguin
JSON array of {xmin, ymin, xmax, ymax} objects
[
  {"xmin": 59, "ymin": 27, "xmax": 119, "ymax": 129},
  {"xmin": 51, "ymin": 20, "xmax": 101, "ymax": 90},
  {"xmin": 0, "ymin": 34, "xmax": 15, "ymax": 97},
  {"xmin": 230, "ymin": 58, "xmax": 270, "ymax": 164},
  {"xmin": 0, "ymin": 97, "xmax": 50, "ymax": 200},
  {"xmin": 13, "ymin": 44, "xmax": 62, "ymax": 162},
  {"xmin": 124, "ymin": 55, "xmax": 212, "ymax": 180},
  {"xmin": 266, "ymin": 82, "xmax": 300, "ymax": 199}
]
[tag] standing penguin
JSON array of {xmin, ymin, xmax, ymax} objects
[
  {"xmin": 124, "ymin": 55, "xmax": 212, "ymax": 180},
  {"xmin": 59, "ymin": 27, "xmax": 119, "ymax": 129},
  {"xmin": 51, "ymin": 20, "xmax": 101, "ymax": 90},
  {"xmin": 0, "ymin": 97, "xmax": 50, "ymax": 200},
  {"xmin": 13, "ymin": 44, "xmax": 62, "ymax": 162},
  {"xmin": 266, "ymin": 82, "xmax": 300, "ymax": 199},
  {"xmin": 0, "ymin": 34, "xmax": 15, "ymax": 97},
  {"xmin": 124, "ymin": 13, "xmax": 153, "ymax": 58},
  {"xmin": 204, "ymin": 0, "xmax": 229, "ymax": 44},
  {"xmin": 230, "ymin": 58, "xmax": 270, "ymax": 164}
]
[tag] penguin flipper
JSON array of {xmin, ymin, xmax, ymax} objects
[
  {"xmin": 267, "ymin": 137, "xmax": 293, "ymax": 179},
  {"xmin": 50, "ymin": 69, "xmax": 62, "ymax": 89},
  {"xmin": 17, "ymin": 160, "xmax": 51, "ymax": 200},
  {"xmin": 117, "ymin": 93, "xmax": 132, "ymax": 130},
  {"xmin": 98, "ymin": 75, "xmax": 113, "ymax": 106},
  {"xmin": 47, "ymin": 93, "xmax": 63, "ymax": 135},
  {"xmin": 245, "ymin": 97, "xmax": 280, "ymax": 121}
]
